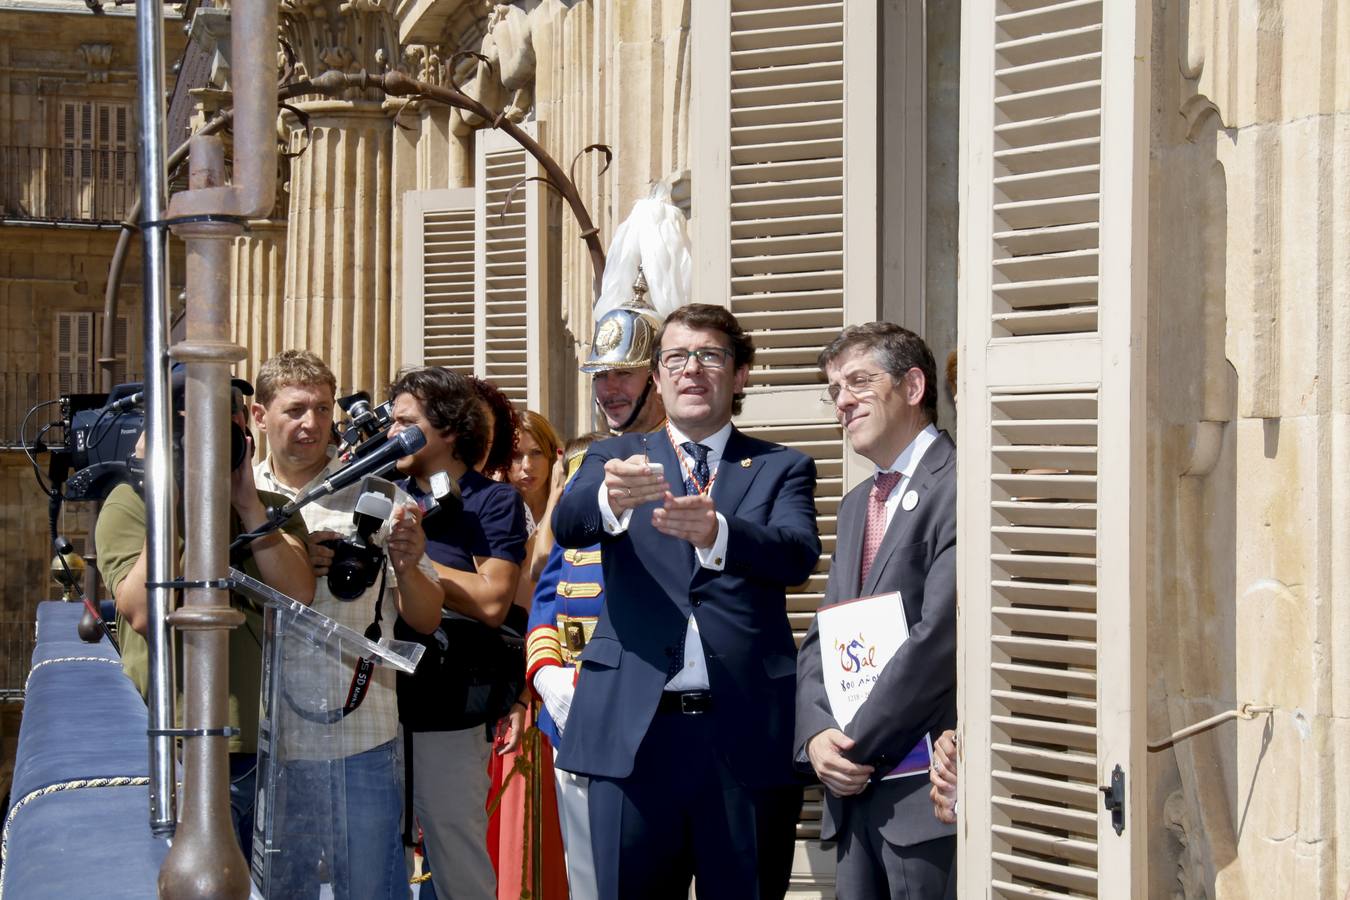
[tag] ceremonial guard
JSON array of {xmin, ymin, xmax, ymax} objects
[{"xmin": 525, "ymin": 273, "xmax": 668, "ymax": 899}]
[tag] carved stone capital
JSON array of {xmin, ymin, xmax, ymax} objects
[
  {"xmin": 280, "ymin": 0, "xmax": 400, "ymax": 100},
  {"xmin": 77, "ymin": 43, "xmax": 114, "ymax": 83}
]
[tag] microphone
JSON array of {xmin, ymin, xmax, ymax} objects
[
  {"xmin": 107, "ymin": 390, "xmax": 145, "ymax": 413},
  {"xmin": 282, "ymin": 425, "xmax": 426, "ymax": 515}
]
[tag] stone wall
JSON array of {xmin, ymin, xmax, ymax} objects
[{"xmin": 1146, "ymin": 1, "xmax": 1350, "ymax": 897}]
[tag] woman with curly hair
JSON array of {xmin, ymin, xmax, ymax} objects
[{"xmin": 470, "ymin": 376, "xmax": 522, "ymax": 481}]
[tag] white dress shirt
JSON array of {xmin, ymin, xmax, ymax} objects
[
  {"xmin": 596, "ymin": 421, "xmax": 734, "ymax": 691},
  {"xmin": 874, "ymin": 423, "xmax": 941, "ymax": 531}
]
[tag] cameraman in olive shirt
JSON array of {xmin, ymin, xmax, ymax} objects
[{"xmin": 94, "ymin": 380, "xmax": 314, "ymax": 854}]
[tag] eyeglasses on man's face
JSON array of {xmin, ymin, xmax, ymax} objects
[
  {"xmin": 820, "ymin": 371, "xmax": 893, "ymax": 405},
  {"xmin": 658, "ymin": 346, "xmax": 734, "ymax": 373}
]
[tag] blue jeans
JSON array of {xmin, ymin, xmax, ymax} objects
[
  {"xmin": 266, "ymin": 739, "xmax": 407, "ymax": 900},
  {"xmin": 229, "ymin": 752, "xmax": 257, "ymax": 859}
]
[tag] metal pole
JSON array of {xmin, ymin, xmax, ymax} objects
[
  {"xmin": 160, "ymin": 137, "xmax": 250, "ymax": 898},
  {"xmin": 158, "ymin": 0, "xmax": 276, "ymax": 893},
  {"xmin": 134, "ymin": 0, "xmax": 178, "ymax": 840}
]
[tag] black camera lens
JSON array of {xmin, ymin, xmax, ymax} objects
[
  {"xmin": 230, "ymin": 421, "xmax": 249, "ymax": 471},
  {"xmin": 320, "ymin": 537, "xmax": 383, "ymax": 601}
]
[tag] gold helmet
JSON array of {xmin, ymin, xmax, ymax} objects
[{"xmin": 579, "ymin": 269, "xmax": 663, "ymax": 374}]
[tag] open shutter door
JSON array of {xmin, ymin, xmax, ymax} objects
[
  {"xmin": 957, "ymin": 1, "xmax": 1149, "ymax": 896},
  {"xmin": 402, "ymin": 187, "xmax": 476, "ymax": 373},
  {"xmin": 692, "ymin": 0, "xmax": 878, "ymax": 870},
  {"xmin": 475, "ymin": 124, "xmax": 552, "ymax": 412}
]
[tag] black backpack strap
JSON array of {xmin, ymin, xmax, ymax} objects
[{"xmin": 401, "ymin": 725, "xmax": 417, "ymax": 848}]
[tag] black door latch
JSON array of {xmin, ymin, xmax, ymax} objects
[{"xmin": 1099, "ymin": 764, "xmax": 1125, "ymax": 835}]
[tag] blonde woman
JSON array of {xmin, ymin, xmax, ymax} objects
[{"xmin": 508, "ymin": 410, "xmax": 563, "ymax": 607}]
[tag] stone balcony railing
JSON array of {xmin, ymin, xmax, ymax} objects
[{"xmin": 0, "ymin": 145, "xmax": 138, "ymax": 224}]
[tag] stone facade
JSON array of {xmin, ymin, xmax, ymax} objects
[
  {"xmin": 0, "ymin": 3, "xmax": 184, "ymax": 662},
  {"xmin": 1146, "ymin": 2, "xmax": 1350, "ymax": 897}
]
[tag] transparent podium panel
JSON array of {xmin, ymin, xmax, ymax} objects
[{"xmin": 228, "ymin": 569, "xmax": 423, "ymax": 899}]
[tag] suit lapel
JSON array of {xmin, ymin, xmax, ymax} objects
[
  {"xmin": 837, "ymin": 483, "xmax": 868, "ymax": 600},
  {"xmin": 709, "ymin": 428, "xmax": 760, "ymax": 516},
  {"xmin": 860, "ymin": 433, "xmax": 954, "ymax": 597}
]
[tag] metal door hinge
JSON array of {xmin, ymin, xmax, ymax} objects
[{"xmin": 1100, "ymin": 764, "xmax": 1125, "ymax": 835}]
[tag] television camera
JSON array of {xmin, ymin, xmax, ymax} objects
[{"xmin": 24, "ymin": 381, "xmax": 248, "ymax": 508}]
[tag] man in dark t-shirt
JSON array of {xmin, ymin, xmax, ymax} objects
[{"xmin": 385, "ymin": 366, "xmax": 526, "ymax": 899}]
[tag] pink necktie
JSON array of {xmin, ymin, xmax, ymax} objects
[{"xmin": 861, "ymin": 471, "xmax": 903, "ymax": 586}]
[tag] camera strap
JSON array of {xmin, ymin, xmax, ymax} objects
[
  {"xmin": 341, "ymin": 563, "xmax": 390, "ymax": 716},
  {"xmin": 280, "ymin": 564, "xmax": 389, "ymax": 726}
]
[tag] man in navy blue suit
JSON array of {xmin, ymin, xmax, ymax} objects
[{"xmin": 553, "ymin": 303, "xmax": 821, "ymax": 900}]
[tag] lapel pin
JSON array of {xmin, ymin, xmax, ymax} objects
[
  {"xmin": 740, "ymin": 458, "xmax": 752, "ymax": 468},
  {"xmin": 901, "ymin": 490, "xmax": 919, "ymax": 511}
]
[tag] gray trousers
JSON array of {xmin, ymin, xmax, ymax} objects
[
  {"xmin": 409, "ymin": 728, "xmax": 496, "ymax": 900},
  {"xmin": 834, "ymin": 808, "xmax": 955, "ymax": 900}
]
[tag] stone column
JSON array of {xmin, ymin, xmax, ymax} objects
[
  {"xmin": 230, "ymin": 220, "xmax": 286, "ymax": 389},
  {"xmin": 281, "ymin": 101, "xmax": 393, "ymax": 397},
  {"xmin": 278, "ymin": 0, "xmax": 400, "ymax": 396}
]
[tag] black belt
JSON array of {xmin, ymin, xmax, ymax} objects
[{"xmin": 657, "ymin": 689, "xmax": 712, "ymax": 715}]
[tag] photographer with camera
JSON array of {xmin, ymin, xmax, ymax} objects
[
  {"xmin": 386, "ymin": 366, "xmax": 527, "ymax": 900},
  {"xmin": 249, "ymin": 350, "xmax": 441, "ymax": 900},
  {"xmin": 93, "ymin": 372, "xmax": 315, "ymax": 857}
]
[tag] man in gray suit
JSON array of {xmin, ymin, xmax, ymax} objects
[{"xmin": 795, "ymin": 322, "xmax": 956, "ymax": 899}]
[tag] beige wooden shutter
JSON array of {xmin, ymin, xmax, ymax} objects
[
  {"xmin": 957, "ymin": 1, "xmax": 1149, "ymax": 896},
  {"xmin": 474, "ymin": 123, "xmax": 553, "ymax": 413},
  {"xmin": 94, "ymin": 102, "xmax": 132, "ymax": 220},
  {"xmin": 692, "ymin": 0, "xmax": 879, "ymax": 859},
  {"xmin": 55, "ymin": 311, "xmax": 94, "ymax": 394},
  {"xmin": 59, "ymin": 101, "xmax": 95, "ymax": 219},
  {"xmin": 401, "ymin": 187, "xmax": 477, "ymax": 373}
]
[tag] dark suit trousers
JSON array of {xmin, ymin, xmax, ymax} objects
[
  {"xmin": 834, "ymin": 787, "xmax": 955, "ymax": 900},
  {"xmin": 587, "ymin": 706, "xmax": 803, "ymax": 900}
]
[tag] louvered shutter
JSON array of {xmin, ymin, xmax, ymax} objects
[
  {"xmin": 957, "ymin": 1, "xmax": 1148, "ymax": 896},
  {"xmin": 55, "ymin": 311, "xmax": 94, "ymax": 394},
  {"xmin": 401, "ymin": 188, "xmax": 477, "ymax": 373},
  {"xmin": 59, "ymin": 101, "xmax": 94, "ymax": 219},
  {"xmin": 95, "ymin": 103, "xmax": 132, "ymax": 220},
  {"xmin": 692, "ymin": 0, "xmax": 879, "ymax": 854},
  {"xmin": 475, "ymin": 124, "xmax": 553, "ymax": 412}
]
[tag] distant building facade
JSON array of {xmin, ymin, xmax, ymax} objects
[{"xmin": 0, "ymin": 1, "xmax": 184, "ymax": 699}]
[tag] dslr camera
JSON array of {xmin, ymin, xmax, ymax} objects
[{"xmin": 321, "ymin": 476, "xmax": 397, "ymax": 601}]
